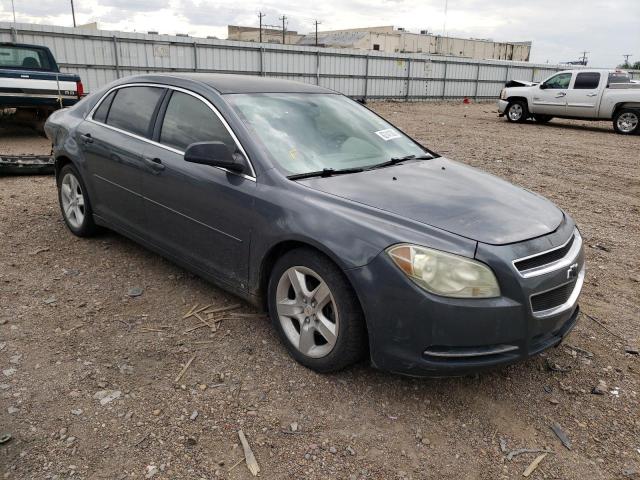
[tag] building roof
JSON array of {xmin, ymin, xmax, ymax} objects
[{"xmin": 134, "ymin": 73, "xmax": 334, "ymax": 95}]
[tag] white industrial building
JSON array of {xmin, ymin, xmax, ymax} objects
[{"xmin": 296, "ymin": 26, "xmax": 531, "ymax": 61}]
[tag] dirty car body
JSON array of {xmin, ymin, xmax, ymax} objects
[{"xmin": 45, "ymin": 74, "xmax": 585, "ymax": 376}]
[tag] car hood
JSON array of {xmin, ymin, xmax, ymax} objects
[{"xmin": 296, "ymin": 158, "xmax": 563, "ymax": 245}]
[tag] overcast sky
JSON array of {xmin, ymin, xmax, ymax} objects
[{"xmin": 1, "ymin": 0, "xmax": 639, "ymax": 67}]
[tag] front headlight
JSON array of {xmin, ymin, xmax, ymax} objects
[{"xmin": 387, "ymin": 244, "xmax": 500, "ymax": 298}]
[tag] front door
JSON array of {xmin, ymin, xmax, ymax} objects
[
  {"xmin": 140, "ymin": 89, "xmax": 256, "ymax": 287},
  {"xmin": 565, "ymin": 71, "xmax": 603, "ymax": 118},
  {"xmin": 78, "ymin": 85, "xmax": 166, "ymax": 235},
  {"xmin": 531, "ymin": 72, "xmax": 572, "ymax": 115}
]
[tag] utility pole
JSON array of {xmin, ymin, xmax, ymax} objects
[
  {"xmin": 314, "ymin": 20, "xmax": 321, "ymax": 46},
  {"xmin": 70, "ymin": 0, "xmax": 77, "ymax": 27},
  {"xmin": 579, "ymin": 51, "xmax": 589, "ymax": 66},
  {"xmin": 10, "ymin": 0, "xmax": 16, "ymax": 24},
  {"xmin": 279, "ymin": 15, "xmax": 287, "ymax": 44},
  {"xmin": 622, "ymin": 54, "xmax": 632, "ymax": 66},
  {"xmin": 442, "ymin": 0, "xmax": 448, "ymax": 36},
  {"xmin": 258, "ymin": 12, "xmax": 265, "ymax": 43}
]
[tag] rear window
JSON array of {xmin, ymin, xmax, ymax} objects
[
  {"xmin": 92, "ymin": 91, "xmax": 116, "ymax": 124},
  {"xmin": 608, "ymin": 72, "xmax": 632, "ymax": 84},
  {"xmin": 573, "ymin": 72, "xmax": 600, "ymax": 89},
  {"xmin": 105, "ymin": 86, "xmax": 165, "ymax": 138},
  {"xmin": 0, "ymin": 45, "xmax": 54, "ymax": 70}
]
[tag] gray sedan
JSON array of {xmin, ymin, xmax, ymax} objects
[{"xmin": 45, "ymin": 74, "xmax": 585, "ymax": 376}]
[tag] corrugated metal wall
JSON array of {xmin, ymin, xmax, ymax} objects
[{"xmin": 1, "ymin": 22, "xmax": 580, "ymax": 99}]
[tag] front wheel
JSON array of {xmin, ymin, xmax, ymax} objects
[
  {"xmin": 267, "ymin": 248, "xmax": 367, "ymax": 373},
  {"xmin": 505, "ymin": 100, "xmax": 528, "ymax": 123},
  {"xmin": 613, "ymin": 109, "xmax": 639, "ymax": 135}
]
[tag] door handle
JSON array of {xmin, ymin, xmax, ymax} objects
[
  {"xmin": 143, "ymin": 156, "xmax": 165, "ymax": 171},
  {"xmin": 80, "ymin": 133, "xmax": 93, "ymax": 144},
  {"xmin": 586, "ymin": 93, "xmax": 598, "ymax": 97},
  {"xmin": 555, "ymin": 92, "xmax": 566, "ymax": 98}
]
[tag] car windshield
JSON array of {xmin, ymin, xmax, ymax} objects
[{"xmin": 226, "ymin": 93, "xmax": 431, "ymax": 176}]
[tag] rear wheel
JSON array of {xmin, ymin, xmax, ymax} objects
[
  {"xmin": 57, "ymin": 163, "xmax": 98, "ymax": 237},
  {"xmin": 613, "ymin": 109, "xmax": 639, "ymax": 135},
  {"xmin": 533, "ymin": 114, "xmax": 553, "ymax": 124},
  {"xmin": 267, "ymin": 248, "xmax": 367, "ymax": 373},
  {"xmin": 505, "ymin": 100, "xmax": 528, "ymax": 123}
]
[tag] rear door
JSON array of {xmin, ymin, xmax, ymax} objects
[
  {"xmin": 531, "ymin": 72, "xmax": 572, "ymax": 115},
  {"xmin": 139, "ymin": 88, "xmax": 256, "ymax": 287},
  {"xmin": 78, "ymin": 85, "xmax": 166, "ymax": 235},
  {"xmin": 565, "ymin": 71, "xmax": 603, "ymax": 118}
]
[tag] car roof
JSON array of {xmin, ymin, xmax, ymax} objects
[{"xmin": 128, "ymin": 73, "xmax": 336, "ymax": 95}]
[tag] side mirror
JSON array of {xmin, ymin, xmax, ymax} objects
[
  {"xmin": 539, "ymin": 83, "xmax": 548, "ymax": 90},
  {"xmin": 184, "ymin": 141, "xmax": 246, "ymax": 173}
]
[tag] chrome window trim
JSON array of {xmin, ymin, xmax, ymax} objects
[
  {"xmin": 512, "ymin": 228, "xmax": 582, "ymax": 278},
  {"xmin": 86, "ymin": 82, "xmax": 257, "ymax": 182},
  {"xmin": 529, "ymin": 266, "xmax": 585, "ymax": 319}
]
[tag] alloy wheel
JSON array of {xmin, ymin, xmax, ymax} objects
[
  {"xmin": 508, "ymin": 103, "xmax": 523, "ymax": 121},
  {"xmin": 617, "ymin": 112, "xmax": 638, "ymax": 133},
  {"xmin": 60, "ymin": 172, "xmax": 86, "ymax": 229},
  {"xmin": 275, "ymin": 266, "xmax": 339, "ymax": 358}
]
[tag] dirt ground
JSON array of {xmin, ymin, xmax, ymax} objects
[{"xmin": 1, "ymin": 103, "xmax": 639, "ymax": 480}]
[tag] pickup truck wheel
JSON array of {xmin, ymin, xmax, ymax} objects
[
  {"xmin": 533, "ymin": 114, "xmax": 553, "ymax": 124},
  {"xmin": 613, "ymin": 109, "xmax": 639, "ymax": 135},
  {"xmin": 506, "ymin": 100, "xmax": 528, "ymax": 123},
  {"xmin": 268, "ymin": 248, "xmax": 367, "ymax": 373},
  {"xmin": 57, "ymin": 164, "xmax": 98, "ymax": 237}
]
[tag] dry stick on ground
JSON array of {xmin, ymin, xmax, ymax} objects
[
  {"xmin": 202, "ymin": 304, "xmax": 241, "ymax": 315},
  {"xmin": 582, "ymin": 311, "xmax": 628, "ymax": 342},
  {"xmin": 182, "ymin": 303, "xmax": 200, "ymax": 319},
  {"xmin": 183, "ymin": 324, "xmax": 209, "ymax": 334},
  {"xmin": 507, "ymin": 448, "xmax": 554, "ymax": 461},
  {"xmin": 238, "ymin": 429, "xmax": 260, "ymax": 476},
  {"xmin": 227, "ymin": 457, "xmax": 245, "ymax": 473},
  {"xmin": 174, "ymin": 354, "xmax": 196, "ymax": 383},
  {"xmin": 523, "ymin": 453, "xmax": 547, "ymax": 477}
]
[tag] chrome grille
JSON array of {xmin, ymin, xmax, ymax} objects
[{"xmin": 513, "ymin": 229, "xmax": 582, "ymax": 278}]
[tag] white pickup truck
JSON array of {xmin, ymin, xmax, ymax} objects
[{"xmin": 498, "ymin": 69, "xmax": 640, "ymax": 134}]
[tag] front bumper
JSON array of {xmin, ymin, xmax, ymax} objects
[
  {"xmin": 346, "ymin": 219, "xmax": 584, "ymax": 377},
  {"xmin": 497, "ymin": 99, "xmax": 509, "ymax": 116}
]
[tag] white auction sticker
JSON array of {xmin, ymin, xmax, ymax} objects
[{"xmin": 374, "ymin": 128, "xmax": 402, "ymax": 141}]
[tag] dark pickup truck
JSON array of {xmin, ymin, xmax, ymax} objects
[{"xmin": 1, "ymin": 42, "xmax": 83, "ymax": 127}]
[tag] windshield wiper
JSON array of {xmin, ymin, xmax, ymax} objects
[
  {"xmin": 288, "ymin": 167, "xmax": 364, "ymax": 180},
  {"xmin": 366, "ymin": 154, "xmax": 433, "ymax": 171}
]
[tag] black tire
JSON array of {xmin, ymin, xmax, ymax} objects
[
  {"xmin": 612, "ymin": 108, "xmax": 640, "ymax": 135},
  {"xmin": 57, "ymin": 163, "xmax": 98, "ymax": 237},
  {"xmin": 267, "ymin": 247, "xmax": 367, "ymax": 373},
  {"xmin": 533, "ymin": 114, "xmax": 553, "ymax": 124},
  {"xmin": 505, "ymin": 100, "xmax": 528, "ymax": 123}
]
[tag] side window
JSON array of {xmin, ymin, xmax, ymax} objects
[
  {"xmin": 573, "ymin": 72, "xmax": 600, "ymax": 89},
  {"xmin": 106, "ymin": 86, "xmax": 165, "ymax": 138},
  {"xmin": 160, "ymin": 91, "xmax": 236, "ymax": 152},
  {"xmin": 543, "ymin": 73, "xmax": 572, "ymax": 89},
  {"xmin": 92, "ymin": 91, "xmax": 116, "ymax": 123}
]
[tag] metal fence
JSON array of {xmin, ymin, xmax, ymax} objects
[{"xmin": 2, "ymin": 22, "xmax": 635, "ymax": 100}]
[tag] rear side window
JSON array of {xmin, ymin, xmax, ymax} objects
[
  {"xmin": 106, "ymin": 86, "xmax": 165, "ymax": 138},
  {"xmin": 573, "ymin": 72, "xmax": 600, "ymax": 89},
  {"xmin": 92, "ymin": 91, "xmax": 116, "ymax": 123},
  {"xmin": 159, "ymin": 91, "xmax": 236, "ymax": 152},
  {"xmin": 0, "ymin": 45, "xmax": 53, "ymax": 70}
]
